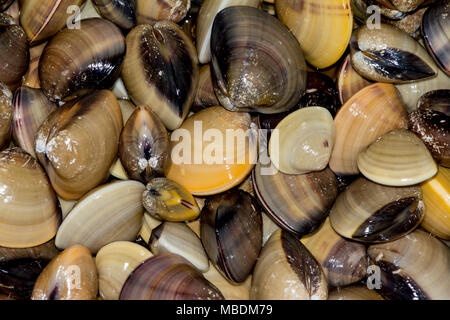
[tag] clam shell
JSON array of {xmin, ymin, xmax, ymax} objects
[
  {"xmin": 55, "ymin": 180, "xmax": 145, "ymax": 254},
  {"xmin": 150, "ymin": 222, "xmax": 209, "ymax": 272},
  {"xmin": 250, "ymin": 230, "xmax": 328, "ymax": 300},
  {"xmin": 195, "ymin": 0, "xmax": 259, "ymax": 64},
  {"xmin": 22, "ymin": 42, "xmax": 46, "ymax": 89},
  {"xmin": 329, "ymin": 83, "xmax": 408, "ymax": 176},
  {"xmin": 0, "ymin": 82, "xmax": 12, "ymax": 150},
  {"xmin": 350, "ymin": 24, "xmax": 437, "ymax": 83},
  {"xmin": 389, "ymin": 7, "xmax": 426, "ymax": 37},
  {"xmin": 357, "ymin": 128, "xmax": 438, "ymax": 186},
  {"xmin": 329, "ymin": 177, "xmax": 425, "ymax": 242},
  {"xmin": 328, "ymin": 286, "xmax": 384, "ymax": 300},
  {"xmin": 301, "ymin": 218, "xmax": 368, "ymax": 287},
  {"xmin": 337, "ymin": 54, "xmax": 371, "ymax": 104},
  {"xmin": 122, "ymin": 22, "xmax": 199, "ymax": 130},
  {"xmin": 142, "ymin": 178, "xmax": 200, "ymax": 222},
  {"xmin": 119, "ymin": 253, "xmax": 224, "ymax": 300},
  {"xmin": 388, "ymin": 0, "xmax": 425, "ymax": 12},
  {"xmin": 2, "ymin": 0, "xmax": 18, "ymax": 24},
  {"xmin": 12, "ymin": 86, "xmax": 57, "ymax": 157},
  {"xmin": 203, "ymin": 264, "xmax": 251, "ymax": 300},
  {"xmin": 276, "ymin": 0, "xmax": 353, "ymax": 69},
  {"xmin": 193, "ymin": 64, "xmax": 219, "ymax": 109},
  {"xmin": 166, "ymin": 106, "xmax": 257, "ymax": 196},
  {"xmin": 0, "ymin": 0, "xmax": 14, "ymax": 11},
  {"xmin": 0, "ymin": 18, "xmax": 29, "ymax": 89},
  {"xmin": 269, "ymin": 107, "xmax": 336, "ymax": 175},
  {"xmin": 139, "ymin": 213, "xmax": 162, "ymax": 243},
  {"xmin": 253, "ymin": 164, "xmax": 338, "ymax": 237},
  {"xmin": 200, "ymin": 190, "xmax": 262, "ymax": 283},
  {"xmin": 417, "ymin": 89, "xmax": 450, "ymax": 115},
  {"xmin": 112, "ymin": 77, "xmax": 129, "ymax": 100},
  {"xmin": 368, "ymin": 229, "xmax": 450, "ymax": 300},
  {"xmin": 96, "ymin": 241, "xmax": 152, "ymax": 300},
  {"xmin": 421, "ymin": 166, "xmax": 450, "ymax": 239},
  {"xmin": 210, "ymin": 6, "xmax": 307, "ymax": 114},
  {"xmin": 0, "ymin": 148, "xmax": 61, "ymax": 248},
  {"xmin": 39, "ymin": 18, "xmax": 125, "ymax": 102},
  {"xmin": 20, "ymin": 0, "xmax": 87, "ymax": 45},
  {"xmin": 119, "ymin": 106, "xmax": 169, "ymax": 183},
  {"xmin": 135, "ymin": 0, "xmax": 190, "ymax": 24},
  {"xmin": 35, "ymin": 90, "xmax": 123, "ymax": 200},
  {"xmin": 422, "ymin": 1, "xmax": 450, "ymax": 76},
  {"xmin": 32, "ymin": 245, "xmax": 98, "ymax": 300},
  {"xmin": 92, "ymin": 0, "xmax": 136, "ymax": 29}
]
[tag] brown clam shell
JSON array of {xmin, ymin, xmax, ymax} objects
[
  {"xmin": 0, "ymin": 82, "xmax": 12, "ymax": 150},
  {"xmin": 193, "ymin": 64, "xmax": 219, "ymax": 110},
  {"xmin": 22, "ymin": 42, "xmax": 47, "ymax": 89},
  {"xmin": 92, "ymin": 0, "xmax": 136, "ymax": 29},
  {"xmin": 135, "ymin": 0, "xmax": 190, "ymax": 24}
]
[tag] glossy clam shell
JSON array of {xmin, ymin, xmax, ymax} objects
[
  {"xmin": 408, "ymin": 108, "xmax": 449, "ymax": 167},
  {"xmin": 330, "ymin": 177, "xmax": 425, "ymax": 242},
  {"xmin": 142, "ymin": 178, "xmax": 200, "ymax": 222},
  {"xmin": 195, "ymin": 0, "xmax": 259, "ymax": 64},
  {"xmin": 32, "ymin": 245, "xmax": 98, "ymax": 300},
  {"xmin": 422, "ymin": 1, "xmax": 450, "ymax": 76},
  {"xmin": 253, "ymin": 164, "xmax": 338, "ymax": 237},
  {"xmin": 329, "ymin": 83, "xmax": 408, "ymax": 176},
  {"xmin": 92, "ymin": 0, "xmax": 136, "ymax": 29},
  {"xmin": 420, "ymin": 166, "xmax": 450, "ymax": 239},
  {"xmin": 337, "ymin": 55, "xmax": 371, "ymax": 104},
  {"xmin": 55, "ymin": 180, "xmax": 145, "ymax": 254},
  {"xmin": 122, "ymin": 22, "xmax": 199, "ymax": 130},
  {"xmin": 328, "ymin": 286, "xmax": 384, "ymax": 300},
  {"xmin": 96, "ymin": 241, "xmax": 152, "ymax": 300},
  {"xmin": 0, "ymin": 20, "xmax": 29, "ymax": 89},
  {"xmin": 39, "ymin": 18, "xmax": 125, "ymax": 102},
  {"xmin": 357, "ymin": 128, "xmax": 438, "ymax": 186},
  {"xmin": 389, "ymin": 7, "xmax": 426, "ymax": 37},
  {"xmin": 201, "ymin": 190, "xmax": 262, "ymax": 283},
  {"xmin": 417, "ymin": 89, "xmax": 450, "ymax": 115},
  {"xmin": 210, "ymin": 6, "xmax": 307, "ymax": 114},
  {"xmin": 135, "ymin": 0, "xmax": 190, "ymax": 24},
  {"xmin": 0, "ymin": 83, "xmax": 12, "ymax": 150},
  {"xmin": 269, "ymin": 107, "xmax": 335, "ymax": 175},
  {"xmin": 35, "ymin": 90, "xmax": 123, "ymax": 200},
  {"xmin": 350, "ymin": 24, "xmax": 437, "ymax": 83},
  {"xmin": 12, "ymin": 86, "xmax": 57, "ymax": 157},
  {"xmin": 0, "ymin": 148, "xmax": 61, "ymax": 248},
  {"xmin": 150, "ymin": 222, "xmax": 209, "ymax": 272},
  {"xmin": 203, "ymin": 264, "xmax": 251, "ymax": 300},
  {"xmin": 20, "ymin": 0, "xmax": 86, "ymax": 45},
  {"xmin": 301, "ymin": 218, "xmax": 368, "ymax": 287},
  {"xmin": 119, "ymin": 106, "xmax": 170, "ymax": 183},
  {"xmin": 368, "ymin": 229, "xmax": 450, "ymax": 300},
  {"xmin": 276, "ymin": 0, "xmax": 353, "ymax": 69},
  {"xmin": 193, "ymin": 64, "xmax": 219, "ymax": 109},
  {"xmin": 251, "ymin": 230, "xmax": 328, "ymax": 300},
  {"xmin": 167, "ymin": 107, "xmax": 257, "ymax": 196},
  {"xmin": 119, "ymin": 253, "xmax": 224, "ymax": 300},
  {"xmin": 22, "ymin": 42, "xmax": 46, "ymax": 89}
]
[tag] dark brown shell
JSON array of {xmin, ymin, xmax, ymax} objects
[{"xmin": 92, "ymin": 0, "xmax": 136, "ymax": 29}]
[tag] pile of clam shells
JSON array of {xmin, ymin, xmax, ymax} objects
[{"xmin": 0, "ymin": 0, "xmax": 448, "ymax": 301}]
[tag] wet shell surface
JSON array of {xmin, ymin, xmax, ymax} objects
[
  {"xmin": 20, "ymin": 0, "xmax": 87, "ymax": 45},
  {"xmin": 329, "ymin": 83, "xmax": 408, "ymax": 176},
  {"xmin": 420, "ymin": 166, "xmax": 450, "ymax": 239},
  {"xmin": 269, "ymin": 107, "xmax": 336, "ymax": 175},
  {"xmin": 350, "ymin": 24, "xmax": 437, "ymax": 83},
  {"xmin": 12, "ymin": 86, "xmax": 57, "ymax": 157},
  {"xmin": 55, "ymin": 180, "xmax": 145, "ymax": 254},
  {"xmin": 210, "ymin": 6, "xmax": 307, "ymax": 114},
  {"xmin": 92, "ymin": 0, "xmax": 136, "ymax": 29},
  {"xmin": 276, "ymin": 0, "xmax": 353, "ymax": 69},
  {"xmin": 195, "ymin": 0, "xmax": 260, "ymax": 64},
  {"xmin": 357, "ymin": 128, "xmax": 438, "ymax": 186},
  {"xmin": 119, "ymin": 253, "xmax": 224, "ymax": 300},
  {"xmin": 0, "ymin": 83, "xmax": 12, "ymax": 150},
  {"xmin": 193, "ymin": 64, "xmax": 219, "ymax": 109},
  {"xmin": 96, "ymin": 241, "xmax": 153, "ymax": 300},
  {"xmin": 119, "ymin": 106, "xmax": 170, "ymax": 183},
  {"xmin": 135, "ymin": 0, "xmax": 191, "ymax": 24},
  {"xmin": 167, "ymin": 107, "xmax": 258, "ymax": 196},
  {"xmin": 337, "ymin": 54, "xmax": 371, "ymax": 104},
  {"xmin": 422, "ymin": 0, "xmax": 450, "ymax": 76},
  {"xmin": 31, "ymin": 245, "xmax": 98, "ymax": 300},
  {"xmin": 142, "ymin": 178, "xmax": 200, "ymax": 222},
  {"xmin": 329, "ymin": 177, "xmax": 425, "ymax": 242},
  {"xmin": 301, "ymin": 218, "xmax": 368, "ymax": 287},
  {"xmin": 150, "ymin": 222, "xmax": 209, "ymax": 272},
  {"xmin": 253, "ymin": 165, "xmax": 338, "ymax": 237},
  {"xmin": 368, "ymin": 229, "xmax": 450, "ymax": 300},
  {"xmin": 39, "ymin": 18, "xmax": 125, "ymax": 102},
  {"xmin": 328, "ymin": 286, "xmax": 384, "ymax": 300},
  {"xmin": 35, "ymin": 90, "xmax": 123, "ymax": 200},
  {"xmin": 0, "ymin": 148, "xmax": 61, "ymax": 248},
  {"xmin": 417, "ymin": 89, "xmax": 450, "ymax": 115},
  {"xmin": 250, "ymin": 230, "xmax": 328, "ymax": 300},
  {"xmin": 200, "ymin": 190, "xmax": 262, "ymax": 283},
  {"xmin": 122, "ymin": 22, "xmax": 199, "ymax": 130}
]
